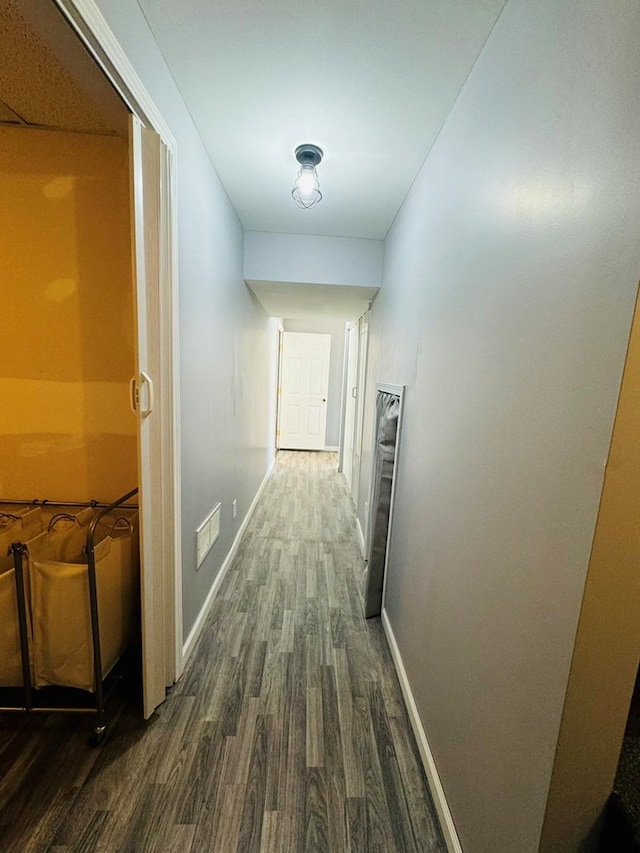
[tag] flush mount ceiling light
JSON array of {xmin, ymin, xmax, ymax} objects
[{"xmin": 291, "ymin": 143, "xmax": 323, "ymax": 209}]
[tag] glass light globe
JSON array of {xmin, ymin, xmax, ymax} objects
[{"xmin": 296, "ymin": 166, "xmax": 317, "ymax": 197}]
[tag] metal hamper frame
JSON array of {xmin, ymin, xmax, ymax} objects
[{"xmin": 0, "ymin": 487, "xmax": 138, "ymax": 745}]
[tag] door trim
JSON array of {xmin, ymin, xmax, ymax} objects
[
  {"xmin": 337, "ymin": 325, "xmax": 350, "ymax": 473},
  {"xmin": 352, "ymin": 313, "xmax": 369, "ymax": 509},
  {"xmin": 53, "ymin": 0, "xmax": 176, "ymax": 147},
  {"xmin": 275, "ymin": 326, "xmax": 284, "ymax": 450},
  {"xmin": 340, "ymin": 321, "xmax": 359, "ymax": 490},
  {"xmin": 55, "ymin": 0, "xmax": 183, "ymax": 685}
]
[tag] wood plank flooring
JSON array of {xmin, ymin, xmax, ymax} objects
[{"xmin": 0, "ymin": 451, "xmax": 445, "ymax": 852}]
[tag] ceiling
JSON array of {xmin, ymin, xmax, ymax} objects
[
  {"xmin": 1, "ymin": 0, "xmax": 506, "ymax": 321},
  {"xmin": 0, "ymin": 0, "xmax": 127, "ymax": 136},
  {"xmin": 136, "ymin": 0, "xmax": 506, "ymax": 239}
]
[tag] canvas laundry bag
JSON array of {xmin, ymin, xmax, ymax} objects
[{"xmin": 27, "ymin": 509, "xmax": 139, "ymax": 692}]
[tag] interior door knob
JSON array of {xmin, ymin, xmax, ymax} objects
[{"xmin": 322, "ymin": 398, "xmax": 326, "ymax": 402}]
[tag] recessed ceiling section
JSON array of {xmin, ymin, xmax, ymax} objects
[
  {"xmin": 137, "ymin": 0, "xmax": 507, "ymax": 238},
  {"xmin": 247, "ymin": 280, "xmax": 379, "ymax": 321},
  {"xmin": 0, "ymin": 0, "xmax": 128, "ymax": 136}
]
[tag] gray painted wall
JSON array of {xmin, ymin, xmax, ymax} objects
[
  {"xmin": 357, "ymin": 1, "xmax": 640, "ymax": 850},
  {"xmin": 94, "ymin": 0, "xmax": 275, "ymax": 640},
  {"xmin": 244, "ymin": 231, "xmax": 383, "ymax": 286},
  {"xmin": 282, "ymin": 319, "xmax": 346, "ymax": 447}
]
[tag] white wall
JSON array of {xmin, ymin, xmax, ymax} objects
[
  {"xmin": 244, "ymin": 230, "xmax": 383, "ymax": 287},
  {"xmin": 93, "ymin": 0, "xmax": 274, "ymax": 640},
  {"xmin": 282, "ymin": 318, "xmax": 346, "ymax": 447},
  {"xmin": 357, "ymin": 1, "xmax": 640, "ymax": 850}
]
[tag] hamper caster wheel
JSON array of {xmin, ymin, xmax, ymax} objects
[{"xmin": 89, "ymin": 724, "xmax": 108, "ymax": 747}]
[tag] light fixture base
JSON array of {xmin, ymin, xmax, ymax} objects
[{"xmin": 295, "ymin": 144, "xmax": 323, "ymax": 167}]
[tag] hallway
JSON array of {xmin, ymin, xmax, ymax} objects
[{"xmin": 0, "ymin": 451, "xmax": 444, "ymax": 852}]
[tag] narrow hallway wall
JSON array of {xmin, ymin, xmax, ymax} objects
[
  {"xmin": 358, "ymin": 1, "xmax": 640, "ymax": 850},
  {"xmin": 93, "ymin": 0, "xmax": 274, "ymax": 641}
]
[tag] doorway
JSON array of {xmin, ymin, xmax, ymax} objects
[
  {"xmin": 340, "ymin": 311, "xmax": 370, "ymax": 544},
  {"xmin": 1, "ymin": 0, "xmax": 182, "ymax": 719},
  {"xmin": 351, "ymin": 313, "xmax": 369, "ymax": 509}
]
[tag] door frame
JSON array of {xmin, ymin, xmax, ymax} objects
[
  {"xmin": 275, "ymin": 323, "xmax": 284, "ymax": 450},
  {"xmin": 341, "ymin": 322, "xmax": 359, "ymax": 488},
  {"xmin": 337, "ymin": 325, "xmax": 350, "ymax": 473},
  {"xmin": 352, "ymin": 313, "xmax": 369, "ymax": 511},
  {"xmin": 55, "ymin": 0, "xmax": 183, "ymax": 687},
  {"xmin": 340, "ymin": 312, "xmax": 370, "ymax": 535}
]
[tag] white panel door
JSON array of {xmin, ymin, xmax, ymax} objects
[{"xmin": 279, "ymin": 332, "xmax": 331, "ymax": 450}]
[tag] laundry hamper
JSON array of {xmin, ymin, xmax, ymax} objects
[
  {"xmin": 27, "ymin": 509, "xmax": 139, "ymax": 692},
  {"xmin": 0, "ymin": 505, "xmax": 44, "ymax": 686}
]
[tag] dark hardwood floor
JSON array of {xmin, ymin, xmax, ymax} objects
[{"xmin": 0, "ymin": 451, "xmax": 445, "ymax": 852}]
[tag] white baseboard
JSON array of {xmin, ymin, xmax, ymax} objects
[
  {"xmin": 356, "ymin": 516, "xmax": 366, "ymax": 557},
  {"xmin": 181, "ymin": 458, "xmax": 275, "ymax": 666},
  {"xmin": 381, "ymin": 608, "xmax": 462, "ymax": 853},
  {"xmin": 323, "ymin": 445, "xmax": 339, "ymax": 452}
]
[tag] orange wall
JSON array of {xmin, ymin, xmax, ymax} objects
[{"xmin": 0, "ymin": 126, "xmax": 137, "ymax": 501}]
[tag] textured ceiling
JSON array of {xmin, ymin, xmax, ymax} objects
[
  {"xmin": 0, "ymin": 0, "xmax": 127, "ymax": 135},
  {"xmin": 0, "ymin": 98, "xmax": 22, "ymax": 124},
  {"xmin": 137, "ymin": 0, "xmax": 507, "ymax": 238}
]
